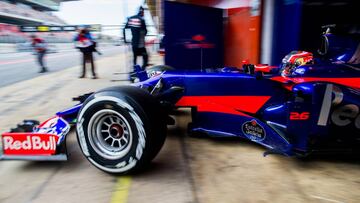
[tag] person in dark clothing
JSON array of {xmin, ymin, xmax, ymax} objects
[
  {"xmin": 30, "ymin": 35, "xmax": 48, "ymax": 73},
  {"xmin": 74, "ymin": 28, "xmax": 97, "ymax": 79},
  {"xmin": 124, "ymin": 6, "xmax": 148, "ymax": 70}
]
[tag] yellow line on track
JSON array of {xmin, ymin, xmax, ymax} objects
[{"xmin": 110, "ymin": 176, "xmax": 132, "ymax": 203}]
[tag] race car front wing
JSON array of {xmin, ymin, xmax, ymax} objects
[{"xmin": 0, "ymin": 116, "xmax": 71, "ymax": 161}]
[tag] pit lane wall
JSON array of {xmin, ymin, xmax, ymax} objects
[
  {"xmin": 224, "ymin": 5, "xmax": 261, "ymax": 68},
  {"xmin": 164, "ymin": 0, "xmax": 263, "ymax": 70},
  {"xmin": 164, "ymin": 1, "xmax": 224, "ymax": 70},
  {"xmin": 164, "ymin": 0, "xmax": 349, "ymax": 69}
]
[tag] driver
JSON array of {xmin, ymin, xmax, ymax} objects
[{"xmin": 280, "ymin": 51, "xmax": 314, "ymax": 76}]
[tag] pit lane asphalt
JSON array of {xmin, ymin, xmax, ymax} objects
[
  {"xmin": 0, "ymin": 52, "xmax": 359, "ymax": 203},
  {"xmin": 0, "ymin": 45, "xmax": 126, "ymax": 87}
]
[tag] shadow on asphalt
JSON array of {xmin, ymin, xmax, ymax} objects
[
  {"xmin": 296, "ymin": 153, "xmax": 360, "ymax": 165},
  {"xmin": 129, "ymin": 161, "xmax": 176, "ymax": 177},
  {"xmin": 22, "ymin": 161, "xmax": 63, "ymax": 171}
]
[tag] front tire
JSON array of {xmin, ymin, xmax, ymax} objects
[{"xmin": 76, "ymin": 86, "xmax": 167, "ymax": 174}]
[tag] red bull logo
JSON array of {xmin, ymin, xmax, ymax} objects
[{"xmin": 2, "ymin": 133, "xmax": 58, "ymax": 155}]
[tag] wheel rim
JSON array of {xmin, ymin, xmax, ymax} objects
[{"xmin": 87, "ymin": 109, "xmax": 133, "ymax": 160}]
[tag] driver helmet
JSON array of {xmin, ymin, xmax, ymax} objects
[{"xmin": 280, "ymin": 51, "xmax": 314, "ymax": 76}]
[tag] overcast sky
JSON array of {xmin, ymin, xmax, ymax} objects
[{"xmin": 53, "ymin": 0, "xmax": 144, "ymax": 36}]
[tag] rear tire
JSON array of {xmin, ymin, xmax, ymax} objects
[{"xmin": 76, "ymin": 86, "xmax": 167, "ymax": 174}]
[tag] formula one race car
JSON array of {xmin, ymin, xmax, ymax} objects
[{"xmin": 1, "ymin": 28, "xmax": 360, "ymax": 174}]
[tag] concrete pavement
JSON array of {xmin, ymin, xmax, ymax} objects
[
  {"xmin": 185, "ymin": 131, "xmax": 360, "ymax": 203},
  {"xmin": 0, "ymin": 51, "xmax": 359, "ymax": 203}
]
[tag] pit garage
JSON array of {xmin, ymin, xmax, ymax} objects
[{"xmin": 0, "ymin": 0, "xmax": 359, "ymax": 203}]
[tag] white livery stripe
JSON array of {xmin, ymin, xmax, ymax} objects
[{"xmin": 317, "ymin": 84, "xmax": 333, "ymax": 126}]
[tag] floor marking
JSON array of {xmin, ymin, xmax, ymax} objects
[
  {"xmin": 310, "ymin": 195, "xmax": 345, "ymax": 203},
  {"xmin": 110, "ymin": 176, "xmax": 132, "ymax": 203},
  {"xmin": 179, "ymin": 135, "xmax": 200, "ymax": 203},
  {"xmin": 26, "ymin": 165, "xmax": 62, "ymax": 203}
]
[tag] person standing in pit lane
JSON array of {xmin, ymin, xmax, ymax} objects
[
  {"xmin": 30, "ymin": 35, "xmax": 48, "ymax": 73},
  {"xmin": 74, "ymin": 28, "xmax": 98, "ymax": 79},
  {"xmin": 123, "ymin": 6, "xmax": 148, "ymax": 71}
]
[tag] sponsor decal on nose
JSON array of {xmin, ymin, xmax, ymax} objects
[
  {"xmin": 242, "ymin": 119, "xmax": 266, "ymax": 142},
  {"xmin": 2, "ymin": 133, "xmax": 58, "ymax": 155}
]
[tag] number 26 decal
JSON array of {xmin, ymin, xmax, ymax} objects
[{"xmin": 290, "ymin": 112, "xmax": 310, "ymax": 120}]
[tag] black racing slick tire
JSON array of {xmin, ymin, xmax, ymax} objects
[{"xmin": 76, "ymin": 86, "xmax": 167, "ymax": 174}]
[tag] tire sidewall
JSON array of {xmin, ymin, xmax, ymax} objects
[{"xmin": 77, "ymin": 93, "xmax": 147, "ymax": 173}]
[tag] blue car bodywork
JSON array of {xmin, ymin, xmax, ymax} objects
[{"xmin": 133, "ymin": 63, "xmax": 359, "ymax": 156}]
